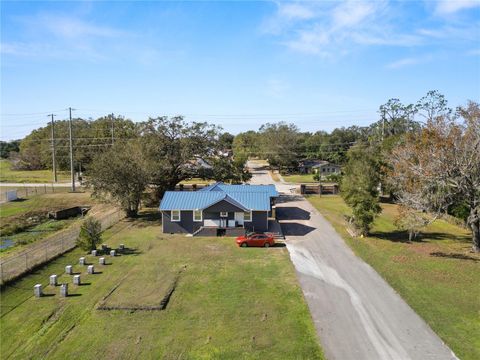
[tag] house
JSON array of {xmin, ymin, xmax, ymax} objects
[
  {"xmin": 298, "ymin": 159, "xmax": 341, "ymax": 175},
  {"xmin": 311, "ymin": 162, "xmax": 341, "ymax": 175},
  {"xmin": 159, "ymin": 182, "xmax": 279, "ymax": 236}
]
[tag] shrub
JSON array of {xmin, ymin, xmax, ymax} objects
[{"xmin": 77, "ymin": 217, "xmax": 102, "ymax": 251}]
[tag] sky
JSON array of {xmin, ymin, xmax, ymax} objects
[{"xmin": 1, "ymin": 0, "xmax": 479, "ymax": 140}]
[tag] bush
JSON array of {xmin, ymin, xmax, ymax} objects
[{"xmin": 76, "ymin": 217, "xmax": 102, "ymax": 251}]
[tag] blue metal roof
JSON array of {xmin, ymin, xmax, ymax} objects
[
  {"xmin": 228, "ymin": 192, "xmax": 271, "ymax": 211},
  {"xmin": 159, "ymin": 191, "xmax": 225, "ymax": 211},
  {"xmin": 200, "ymin": 182, "xmax": 278, "ymax": 197},
  {"xmin": 159, "ymin": 183, "xmax": 276, "ymax": 211}
]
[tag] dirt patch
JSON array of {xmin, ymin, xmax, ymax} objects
[{"xmin": 391, "ymin": 255, "xmax": 410, "ymax": 263}]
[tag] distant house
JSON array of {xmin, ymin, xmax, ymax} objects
[
  {"xmin": 159, "ymin": 182, "xmax": 278, "ymax": 236},
  {"xmin": 298, "ymin": 159, "xmax": 341, "ymax": 175}
]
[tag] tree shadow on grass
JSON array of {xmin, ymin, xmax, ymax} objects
[
  {"xmin": 132, "ymin": 210, "xmax": 162, "ymax": 227},
  {"xmin": 120, "ymin": 248, "xmax": 142, "ymax": 256},
  {"xmin": 430, "ymin": 252, "xmax": 479, "ymax": 262},
  {"xmin": 370, "ymin": 230, "xmax": 471, "ymax": 244}
]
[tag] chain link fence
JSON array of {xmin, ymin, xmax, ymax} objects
[
  {"xmin": 0, "ymin": 208, "xmax": 125, "ymax": 284},
  {"xmin": 0, "ymin": 185, "xmax": 73, "ymax": 203}
]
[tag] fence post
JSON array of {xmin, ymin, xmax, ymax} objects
[
  {"xmin": 44, "ymin": 184, "xmax": 47, "ymax": 194},
  {"xmin": 52, "ymin": 183, "xmax": 55, "ymax": 193},
  {"xmin": 45, "ymin": 245, "xmax": 48, "ymax": 262},
  {"xmin": 25, "ymin": 253, "xmax": 28, "ymax": 271}
]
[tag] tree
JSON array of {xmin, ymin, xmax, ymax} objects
[
  {"xmin": 390, "ymin": 102, "xmax": 480, "ymax": 251},
  {"xmin": 77, "ymin": 217, "xmax": 102, "ymax": 251},
  {"xmin": 232, "ymin": 130, "xmax": 261, "ymax": 159},
  {"xmin": 0, "ymin": 140, "xmax": 20, "ymax": 159},
  {"xmin": 199, "ymin": 156, "xmax": 252, "ymax": 183},
  {"xmin": 218, "ymin": 132, "xmax": 234, "ymax": 151},
  {"xmin": 258, "ymin": 122, "xmax": 301, "ymax": 171},
  {"xmin": 139, "ymin": 116, "xmax": 221, "ymax": 200},
  {"xmin": 341, "ymin": 144, "xmax": 382, "ymax": 236},
  {"xmin": 17, "ymin": 116, "xmax": 136, "ymax": 171},
  {"xmin": 87, "ymin": 141, "xmax": 149, "ymax": 217}
]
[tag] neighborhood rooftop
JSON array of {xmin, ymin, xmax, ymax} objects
[{"xmin": 159, "ymin": 183, "xmax": 277, "ymax": 211}]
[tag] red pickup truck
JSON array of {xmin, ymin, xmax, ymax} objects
[{"xmin": 236, "ymin": 233, "xmax": 275, "ymax": 248}]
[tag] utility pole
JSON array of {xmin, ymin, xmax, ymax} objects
[
  {"xmin": 68, "ymin": 107, "xmax": 76, "ymax": 192},
  {"xmin": 48, "ymin": 114, "xmax": 57, "ymax": 183},
  {"xmin": 381, "ymin": 108, "xmax": 385, "ymax": 142},
  {"xmin": 111, "ymin": 113, "xmax": 115, "ymax": 145}
]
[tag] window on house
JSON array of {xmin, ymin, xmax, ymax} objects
[
  {"xmin": 193, "ymin": 210, "xmax": 202, "ymax": 222},
  {"xmin": 171, "ymin": 210, "xmax": 181, "ymax": 222},
  {"xmin": 244, "ymin": 211, "xmax": 252, "ymax": 222}
]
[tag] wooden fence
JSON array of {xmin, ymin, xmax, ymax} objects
[{"xmin": 300, "ymin": 184, "xmax": 339, "ymax": 195}]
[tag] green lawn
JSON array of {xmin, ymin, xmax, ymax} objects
[
  {"xmin": 282, "ymin": 174, "xmax": 317, "ymax": 183},
  {"xmin": 0, "ymin": 211, "xmax": 324, "ymax": 359},
  {"xmin": 0, "ymin": 192, "xmax": 92, "ymax": 219},
  {"xmin": 307, "ymin": 195, "xmax": 480, "ymax": 360},
  {"xmin": 0, "ymin": 160, "xmax": 70, "ymax": 183}
]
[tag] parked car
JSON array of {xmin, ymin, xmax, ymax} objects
[{"xmin": 236, "ymin": 233, "xmax": 275, "ymax": 248}]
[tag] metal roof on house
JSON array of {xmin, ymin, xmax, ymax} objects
[
  {"xmin": 159, "ymin": 191, "xmax": 225, "ymax": 211},
  {"xmin": 159, "ymin": 183, "xmax": 276, "ymax": 211},
  {"xmin": 200, "ymin": 182, "xmax": 279, "ymax": 197}
]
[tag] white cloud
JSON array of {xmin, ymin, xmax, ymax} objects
[
  {"xmin": 386, "ymin": 56, "xmax": 430, "ymax": 69},
  {"xmin": 3, "ymin": 13, "xmax": 132, "ymax": 61},
  {"xmin": 278, "ymin": 3, "xmax": 315, "ymax": 20},
  {"xmin": 435, "ymin": 0, "xmax": 480, "ymax": 15},
  {"xmin": 264, "ymin": 0, "xmax": 478, "ymax": 58},
  {"xmin": 332, "ymin": 1, "xmax": 377, "ymax": 28}
]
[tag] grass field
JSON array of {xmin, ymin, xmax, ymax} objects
[
  {"xmin": 0, "ymin": 191, "xmax": 92, "ymax": 219},
  {"xmin": 0, "ymin": 160, "xmax": 70, "ymax": 183},
  {"xmin": 0, "ymin": 211, "xmax": 324, "ymax": 359},
  {"xmin": 282, "ymin": 174, "xmax": 317, "ymax": 183},
  {"xmin": 307, "ymin": 195, "xmax": 480, "ymax": 360}
]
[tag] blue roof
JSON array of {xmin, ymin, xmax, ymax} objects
[
  {"xmin": 200, "ymin": 182, "xmax": 279, "ymax": 197},
  {"xmin": 159, "ymin": 183, "xmax": 277, "ymax": 211}
]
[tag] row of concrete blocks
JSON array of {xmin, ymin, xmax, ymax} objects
[
  {"xmin": 34, "ymin": 275, "xmax": 79, "ymax": 298},
  {"xmin": 34, "ymin": 245, "xmax": 125, "ymax": 298},
  {"xmin": 91, "ymin": 249, "xmax": 118, "ymax": 257},
  {"xmin": 77, "ymin": 255, "xmax": 110, "ymax": 267}
]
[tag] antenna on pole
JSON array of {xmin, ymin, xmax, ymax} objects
[
  {"xmin": 48, "ymin": 114, "xmax": 57, "ymax": 183},
  {"xmin": 68, "ymin": 107, "xmax": 76, "ymax": 192}
]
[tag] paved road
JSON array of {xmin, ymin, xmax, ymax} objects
[{"xmin": 248, "ymin": 162, "xmax": 457, "ymax": 360}]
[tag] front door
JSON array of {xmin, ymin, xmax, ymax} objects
[{"xmin": 235, "ymin": 212, "xmax": 244, "ymax": 226}]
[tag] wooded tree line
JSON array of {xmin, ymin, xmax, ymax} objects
[{"xmin": 339, "ymin": 92, "xmax": 479, "ymax": 252}]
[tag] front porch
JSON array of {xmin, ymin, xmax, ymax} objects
[{"xmin": 193, "ymin": 226, "xmax": 246, "ymax": 237}]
